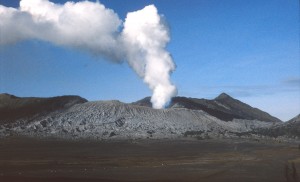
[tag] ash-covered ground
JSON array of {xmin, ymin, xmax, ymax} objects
[
  {"xmin": 0, "ymin": 137, "xmax": 299, "ymax": 182},
  {"xmin": 0, "ymin": 93, "xmax": 299, "ymax": 181}
]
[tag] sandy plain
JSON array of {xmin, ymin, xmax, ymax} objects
[{"xmin": 0, "ymin": 137, "xmax": 299, "ymax": 182}]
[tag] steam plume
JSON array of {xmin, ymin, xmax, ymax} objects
[
  {"xmin": 0, "ymin": 0, "xmax": 123, "ymax": 61},
  {"xmin": 122, "ymin": 5, "xmax": 177, "ymax": 109},
  {"xmin": 0, "ymin": 0, "xmax": 177, "ymax": 108}
]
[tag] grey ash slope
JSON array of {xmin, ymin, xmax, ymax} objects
[
  {"xmin": 8, "ymin": 100, "xmax": 274, "ymax": 139},
  {"xmin": 0, "ymin": 93, "xmax": 87, "ymax": 123},
  {"xmin": 255, "ymin": 114, "xmax": 300, "ymax": 138},
  {"xmin": 132, "ymin": 93, "xmax": 281, "ymax": 123},
  {"xmin": 0, "ymin": 93, "xmax": 292, "ymax": 140}
]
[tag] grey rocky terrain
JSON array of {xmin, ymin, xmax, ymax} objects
[
  {"xmin": 254, "ymin": 114, "xmax": 300, "ymax": 139},
  {"xmin": 0, "ymin": 93, "xmax": 298, "ymax": 140}
]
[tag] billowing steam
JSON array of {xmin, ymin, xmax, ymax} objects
[
  {"xmin": 122, "ymin": 5, "xmax": 177, "ymax": 109},
  {"xmin": 0, "ymin": 0, "xmax": 123, "ymax": 61},
  {"xmin": 0, "ymin": 0, "xmax": 177, "ymax": 109}
]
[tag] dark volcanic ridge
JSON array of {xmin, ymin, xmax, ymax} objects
[
  {"xmin": 0, "ymin": 93, "xmax": 87, "ymax": 123},
  {"xmin": 132, "ymin": 93, "xmax": 281, "ymax": 123},
  {"xmin": 0, "ymin": 93, "xmax": 298, "ymax": 140}
]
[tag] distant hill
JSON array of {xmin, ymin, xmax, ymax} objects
[
  {"xmin": 0, "ymin": 93, "xmax": 87, "ymax": 123},
  {"xmin": 257, "ymin": 114, "xmax": 300, "ymax": 138},
  {"xmin": 132, "ymin": 93, "xmax": 282, "ymax": 123}
]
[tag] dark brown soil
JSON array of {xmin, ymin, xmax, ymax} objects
[{"xmin": 0, "ymin": 137, "xmax": 299, "ymax": 182}]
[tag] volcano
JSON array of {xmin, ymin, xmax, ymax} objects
[
  {"xmin": 0, "ymin": 92, "xmax": 299, "ymax": 182},
  {"xmin": 1, "ymin": 92, "xmax": 297, "ymax": 140}
]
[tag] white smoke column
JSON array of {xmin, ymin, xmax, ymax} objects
[
  {"xmin": 122, "ymin": 5, "xmax": 177, "ymax": 109},
  {"xmin": 0, "ymin": 1, "xmax": 177, "ymax": 109}
]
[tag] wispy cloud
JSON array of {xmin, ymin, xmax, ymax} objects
[
  {"xmin": 282, "ymin": 77, "xmax": 300, "ymax": 87},
  {"xmin": 181, "ymin": 77, "xmax": 300, "ymax": 99}
]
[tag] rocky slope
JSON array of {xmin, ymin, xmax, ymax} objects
[
  {"xmin": 0, "ymin": 93, "xmax": 285, "ymax": 140},
  {"xmin": 255, "ymin": 114, "xmax": 300, "ymax": 139},
  {"xmin": 4, "ymin": 101, "xmax": 275, "ymax": 139},
  {"xmin": 132, "ymin": 93, "xmax": 282, "ymax": 122}
]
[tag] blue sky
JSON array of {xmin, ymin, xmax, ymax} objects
[{"xmin": 0, "ymin": 0, "xmax": 299, "ymax": 121}]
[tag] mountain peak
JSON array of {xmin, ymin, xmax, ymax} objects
[{"xmin": 215, "ymin": 93, "xmax": 232, "ymax": 100}]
